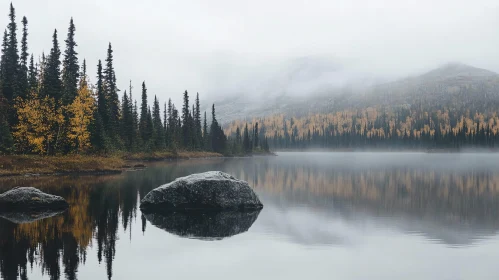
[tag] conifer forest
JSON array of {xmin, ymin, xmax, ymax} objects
[{"xmin": 0, "ymin": 3, "xmax": 268, "ymax": 157}]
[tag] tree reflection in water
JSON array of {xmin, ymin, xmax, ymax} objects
[{"xmin": 0, "ymin": 156, "xmax": 498, "ymax": 279}]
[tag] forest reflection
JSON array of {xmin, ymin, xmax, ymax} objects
[{"xmin": 0, "ymin": 155, "xmax": 499, "ymax": 279}]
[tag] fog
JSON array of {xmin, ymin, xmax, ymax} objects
[{"xmin": 5, "ymin": 0, "xmax": 499, "ymax": 105}]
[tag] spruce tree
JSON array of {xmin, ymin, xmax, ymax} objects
[
  {"xmin": 62, "ymin": 18, "xmax": 79, "ymax": 105},
  {"xmin": 28, "ymin": 54, "xmax": 37, "ymax": 91},
  {"xmin": 139, "ymin": 81, "xmax": 152, "ymax": 145},
  {"xmin": 42, "ymin": 29, "xmax": 62, "ymax": 104},
  {"xmin": 152, "ymin": 95, "xmax": 165, "ymax": 150},
  {"xmin": 182, "ymin": 90, "xmax": 191, "ymax": 148},
  {"xmin": 104, "ymin": 43, "xmax": 120, "ymax": 141},
  {"xmin": 194, "ymin": 92, "xmax": 202, "ymax": 149},
  {"xmin": 243, "ymin": 124, "xmax": 250, "ymax": 154},
  {"xmin": 92, "ymin": 60, "xmax": 107, "ymax": 151},
  {"xmin": 203, "ymin": 111, "xmax": 209, "ymax": 150},
  {"xmin": 3, "ymin": 3, "xmax": 19, "ymax": 103},
  {"xmin": 19, "ymin": 16, "xmax": 28, "ymax": 99}
]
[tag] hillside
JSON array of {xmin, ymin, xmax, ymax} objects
[
  {"xmin": 216, "ymin": 63, "xmax": 499, "ymax": 124},
  {"xmin": 223, "ymin": 63, "xmax": 499, "ymax": 150}
]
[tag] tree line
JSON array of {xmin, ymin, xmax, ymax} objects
[
  {"xmin": 226, "ymin": 106, "xmax": 499, "ymax": 150},
  {"xmin": 0, "ymin": 3, "xmax": 242, "ymax": 156}
]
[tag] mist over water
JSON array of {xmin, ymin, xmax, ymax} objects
[{"xmin": 1, "ymin": 152, "xmax": 499, "ymax": 279}]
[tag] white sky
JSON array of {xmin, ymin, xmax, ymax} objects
[{"xmin": 4, "ymin": 0, "xmax": 499, "ymax": 105}]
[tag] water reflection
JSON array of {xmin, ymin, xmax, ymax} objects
[
  {"xmin": 0, "ymin": 209, "xmax": 66, "ymax": 224},
  {"xmin": 143, "ymin": 210, "xmax": 261, "ymax": 240},
  {"xmin": 0, "ymin": 153, "xmax": 498, "ymax": 279}
]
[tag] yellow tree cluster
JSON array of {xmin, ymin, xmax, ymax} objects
[
  {"xmin": 14, "ymin": 79, "xmax": 95, "ymax": 155},
  {"xmin": 14, "ymin": 92, "xmax": 64, "ymax": 155}
]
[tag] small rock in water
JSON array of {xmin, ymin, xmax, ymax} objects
[
  {"xmin": 0, "ymin": 187, "xmax": 69, "ymax": 211},
  {"xmin": 140, "ymin": 171, "xmax": 263, "ymax": 212}
]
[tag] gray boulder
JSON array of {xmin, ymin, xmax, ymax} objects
[
  {"xmin": 143, "ymin": 209, "xmax": 261, "ymax": 240},
  {"xmin": 0, "ymin": 187, "xmax": 69, "ymax": 211},
  {"xmin": 140, "ymin": 171, "xmax": 263, "ymax": 212}
]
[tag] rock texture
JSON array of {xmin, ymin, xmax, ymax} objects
[
  {"xmin": 143, "ymin": 210, "xmax": 261, "ymax": 240},
  {"xmin": 140, "ymin": 171, "xmax": 263, "ymax": 212},
  {"xmin": 0, "ymin": 187, "xmax": 69, "ymax": 211}
]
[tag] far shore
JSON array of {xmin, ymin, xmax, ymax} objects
[{"xmin": 272, "ymin": 148, "xmax": 499, "ymax": 153}]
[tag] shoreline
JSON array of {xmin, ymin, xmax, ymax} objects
[{"xmin": 0, "ymin": 151, "xmax": 224, "ymax": 178}]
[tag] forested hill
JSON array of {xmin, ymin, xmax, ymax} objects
[{"xmin": 224, "ymin": 63, "xmax": 499, "ymax": 150}]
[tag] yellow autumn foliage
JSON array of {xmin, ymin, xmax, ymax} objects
[
  {"xmin": 66, "ymin": 80, "xmax": 95, "ymax": 153},
  {"xmin": 14, "ymin": 92, "xmax": 64, "ymax": 155}
]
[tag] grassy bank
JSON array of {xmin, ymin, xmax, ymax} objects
[{"xmin": 0, "ymin": 151, "xmax": 223, "ymax": 177}]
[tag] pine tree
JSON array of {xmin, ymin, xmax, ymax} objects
[
  {"xmin": 254, "ymin": 122, "xmax": 259, "ymax": 148},
  {"xmin": 182, "ymin": 90, "xmax": 191, "ymax": 148},
  {"xmin": 28, "ymin": 54, "xmax": 37, "ymax": 91},
  {"xmin": 203, "ymin": 111, "xmax": 209, "ymax": 150},
  {"xmin": 91, "ymin": 59, "xmax": 107, "ymax": 151},
  {"xmin": 19, "ymin": 16, "xmax": 28, "ymax": 99},
  {"xmin": 194, "ymin": 92, "xmax": 202, "ymax": 149},
  {"xmin": 243, "ymin": 123, "xmax": 250, "ymax": 154},
  {"xmin": 104, "ymin": 43, "xmax": 120, "ymax": 141},
  {"xmin": 152, "ymin": 95, "xmax": 165, "ymax": 150},
  {"xmin": 42, "ymin": 29, "xmax": 62, "ymax": 105},
  {"xmin": 139, "ymin": 81, "xmax": 152, "ymax": 145},
  {"xmin": 62, "ymin": 18, "xmax": 79, "ymax": 106}
]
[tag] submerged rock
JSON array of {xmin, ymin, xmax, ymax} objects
[
  {"xmin": 143, "ymin": 209, "xmax": 261, "ymax": 240},
  {"xmin": 140, "ymin": 171, "xmax": 263, "ymax": 212},
  {"xmin": 0, "ymin": 209, "xmax": 66, "ymax": 224},
  {"xmin": 0, "ymin": 187, "xmax": 69, "ymax": 211}
]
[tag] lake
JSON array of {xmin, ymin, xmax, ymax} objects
[{"xmin": 1, "ymin": 152, "xmax": 499, "ymax": 280}]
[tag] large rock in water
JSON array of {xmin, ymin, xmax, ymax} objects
[
  {"xmin": 0, "ymin": 187, "xmax": 69, "ymax": 211},
  {"xmin": 140, "ymin": 171, "xmax": 263, "ymax": 212}
]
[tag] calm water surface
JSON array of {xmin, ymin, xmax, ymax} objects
[{"xmin": 1, "ymin": 152, "xmax": 499, "ymax": 279}]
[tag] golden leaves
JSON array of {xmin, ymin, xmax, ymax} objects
[
  {"xmin": 66, "ymin": 81, "xmax": 95, "ymax": 153},
  {"xmin": 14, "ymin": 92, "xmax": 64, "ymax": 155}
]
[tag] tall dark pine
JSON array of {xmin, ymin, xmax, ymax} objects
[
  {"xmin": 243, "ymin": 124, "xmax": 250, "ymax": 153},
  {"xmin": 104, "ymin": 43, "xmax": 120, "ymax": 141},
  {"xmin": 194, "ymin": 93, "xmax": 202, "ymax": 149},
  {"xmin": 62, "ymin": 18, "xmax": 79, "ymax": 105},
  {"xmin": 2, "ymin": 4, "xmax": 20, "ymax": 126},
  {"xmin": 19, "ymin": 16, "xmax": 28, "ymax": 99},
  {"xmin": 139, "ymin": 81, "xmax": 152, "ymax": 145},
  {"xmin": 91, "ymin": 60, "xmax": 107, "ymax": 151},
  {"xmin": 152, "ymin": 95, "xmax": 165, "ymax": 150},
  {"xmin": 42, "ymin": 29, "xmax": 62, "ymax": 104},
  {"xmin": 28, "ymin": 54, "xmax": 37, "ymax": 91},
  {"xmin": 254, "ymin": 122, "xmax": 259, "ymax": 148},
  {"xmin": 203, "ymin": 111, "xmax": 209, "ymax": 150},
  {"xmin": 182, "ymin": 90, "xmax": 191, "ymax": 148}
]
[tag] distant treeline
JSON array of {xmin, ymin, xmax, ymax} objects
[
  {"xmin": 226, "ymin": 106, "xmax": 499, "ymax": 150},
  {"xmin": 0, "ymin": 4, "xmax": 264, "ymax": 156}
]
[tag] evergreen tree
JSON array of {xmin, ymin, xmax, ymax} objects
[
  {"xmin": 28, "ymin": 54, "xmax": 37, "ymax": 91},
  {"xmin": 62, "ymin": 18, "xmax": 79, "ymax": 105},
  {"xmin": 91, "ymin": 60, "xmax": 107, "ymax": 151},
  {"xmin": 194, "ymin": 92, "xmax": 202, "ymax": 149},
  {"xmin": 203, "ymin": 111, "xmax": 209, "ymax": 150},
  {"xmin": 182, "ymin": 90, "xmax": 191, "ymax": 148},
  {"xmin": 139, "ymin": 81, "xmax": 152, "ymax": 145},
  {"xmin": 152, "ymin": 95, "xmax": 165, "ymax": 150},
  {"xmin": 41, "ymin": 29, "xmax": 62, "ymax": 105},
  {"xmin": 19, "ymin": 16, "xmax": 28, "ymax": 99},
  {"xmin": 243, "ymin": 124, "xmax": 250, "ymax": 153},
  {"xmin": 104, "ymin": 43, "xmax": 120, "ymax": 141},
  {"xmin": 254, "ymin": 122, "xmax": 259, "ymax": 148}
]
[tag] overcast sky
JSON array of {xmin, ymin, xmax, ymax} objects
[{"xmin": 4, "ymin": 0, "xmax": 499, "ymax": 105}]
